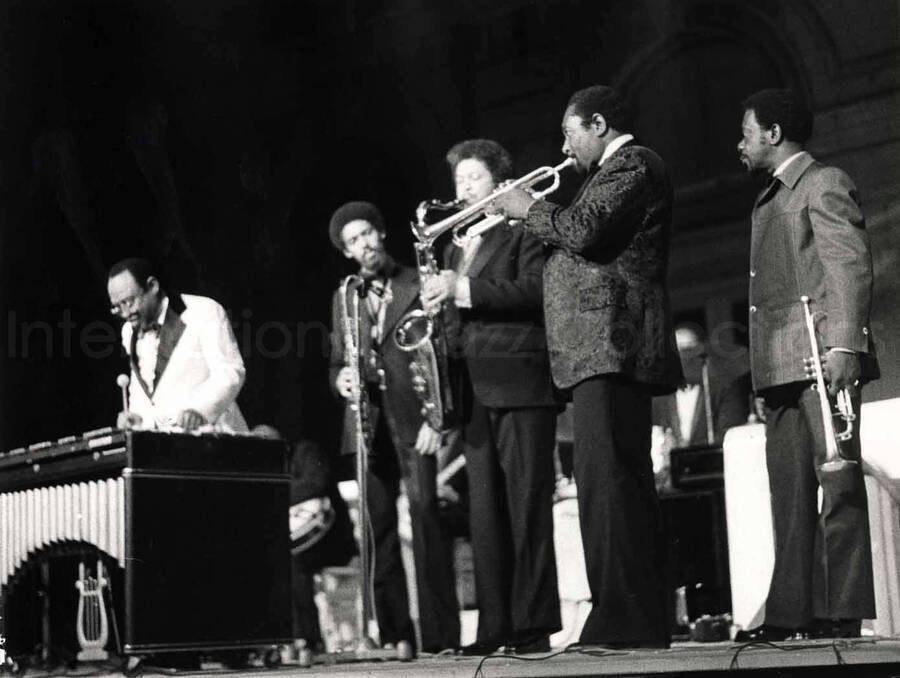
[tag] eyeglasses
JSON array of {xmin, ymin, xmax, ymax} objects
[{"xmin": 110, "ymin": 291, "xmax": 146, "ymax": 316}]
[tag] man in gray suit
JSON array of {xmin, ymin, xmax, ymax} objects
[
  {"xmin": 493, "ymin": 85, "xmax": 683, "ymax": 648},
  {"xmin": 734, "ymin": 89, "xmax": 879, "ymax": 641}
]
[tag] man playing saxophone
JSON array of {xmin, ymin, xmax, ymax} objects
[
  {"xmin": 328, "ymin": 201, "xmax": 460, "ymax": 654},
  {"xmin": 421, "ymin": 139, "xmax": 560, "ymax": 655}
]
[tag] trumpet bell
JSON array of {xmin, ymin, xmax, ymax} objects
[{"xmin": 394, "ymin": 310, "xmax": 433, "ymax": 352}]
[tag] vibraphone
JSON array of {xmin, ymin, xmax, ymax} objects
[{"xmin": 0, "ymin": 428, "xmax": 292, "ymax": 663}]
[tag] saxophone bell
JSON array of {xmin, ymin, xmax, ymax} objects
[{"xmin": 395, "ymin": 310, "xmax": 434, "ymax": 352}]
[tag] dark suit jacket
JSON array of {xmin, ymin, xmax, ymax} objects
[
  {"xmin": 329, "ymin": 264, "xmax": 425, "ymax": 455},
  {"xmin": 652, "ymin": 371, "xmax": 751, "ymax": 447},
  {"xmin": 749, "ymin": 152, "xmax": 879, "ymax": 391},
  {"xmin": 446, "ymin": 223, "xmax": 556, "ymax": 409},
  {"xmin": 524, "ymin": 143, "xmax": 683, "ymax": 393}
]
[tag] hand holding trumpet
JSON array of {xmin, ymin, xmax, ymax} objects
[
  {"xmin": 803, "ymin": 349, "xmax": 861, "ymax": 396},
  {"xmin": 488, "ymin": 187, "xmax": 537, "ymax": 221}
]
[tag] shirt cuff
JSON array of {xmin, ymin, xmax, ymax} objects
[{"xmin": 454, "ymin": 276, "xmax": 472, "ymax": 308}]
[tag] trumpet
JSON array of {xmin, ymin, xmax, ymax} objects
[
  {"xmin": 800, "ymin": 295, "xmax": 858, "ymax": 473},
  {"xmin": 411, "ymin": 157, "xmax": 576, "ymax": 247}
]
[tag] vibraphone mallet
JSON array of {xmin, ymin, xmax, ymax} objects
[{"xmin": 116, "ymin": 374, "xmax": 130, "ymax": 413}]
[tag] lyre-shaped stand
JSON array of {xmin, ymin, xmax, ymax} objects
[{"xmin": 75, "ymin": 559, "xmax": 109, "ymax": 661}]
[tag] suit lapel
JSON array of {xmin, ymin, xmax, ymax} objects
[
  {"xmin": 751, "ymin": 154, "xmax": 815, "ymax": 263},
  {"xmin": 750, "ymin": 178, "xmax": 782, "ymax": 264},
  {"xmin": 447, "ymin": 242, "xmax": 463, "ymax": 271},
  {"xmin": 129, "ymin": 330, "xmax": 154, "ymax": 401},
  {"xmin": 571, "ymin": 140, "xmax": 635, "ymax": 204},
  {"xmin": 382, "ymin": 266, "xmax": 419, "ymax": 336},
  {"xmin": 463, "ymin": 226, "xmax": 506, "ymax": 278},
  {"xmin": 153, "ymin": 295, "xmax": 187, "ymax": 390},
  {"xmin": 572, "ymin": 165, "xmax": 601, "ymax": 204}
]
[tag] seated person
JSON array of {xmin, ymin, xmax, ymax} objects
[
  {"xmin": 651, "ymin": 324, "xmax": 751, "ymax": 487},
  {"xmin": 652, "ymin": 323, "xmax": 751, "ymax": 448}
]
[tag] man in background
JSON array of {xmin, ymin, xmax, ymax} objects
[{"xmin": 652, "ymin": 323, "xmax": 751, "ymax": 448}]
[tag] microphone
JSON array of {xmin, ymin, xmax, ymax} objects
[{"xmin": 116, "ymin": 374, "xmax": 130, "ymax": 413}]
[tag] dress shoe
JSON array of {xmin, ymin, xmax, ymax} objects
[
  {"xmin": 459, "ymin": 641, "xmax": 505, "ymax": 656},
  {"xmin": 506, "ymin": 633, "xmax": 550, "ymax": 654},
  {"xmin": 810, "ymin": 618, "xmax": 862, "ymax": 639},
  {"xmin": 421, "ymin": 645, "xmax": 459, "ymax": 655},
  {"xmin": 734, "ymin": 624, "xmax": 803, "ymax": 642}
]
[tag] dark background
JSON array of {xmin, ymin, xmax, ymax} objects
[{"xmin": 1, "ymin": 0, "xmax": 898, "ymax": 452}]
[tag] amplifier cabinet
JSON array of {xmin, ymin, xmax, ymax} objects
[
  {"xmin": 671, "ymin": 444, "xmax": 724, "ymax": 490},
  {"xmin": 0, "ymin": 429, "xmax": 292, "ymax": 658}
]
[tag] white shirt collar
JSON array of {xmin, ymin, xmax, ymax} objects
[
  {"xmin": 773, "ymin": 151, "xmax": 805, "ymax": 177},
  {"xmin": 598, "ymin": 133, "xmax": 635, "ymax": 166}
]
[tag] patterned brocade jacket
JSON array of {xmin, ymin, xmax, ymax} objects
[{"xmin": 523, "ymin": 142, "xmax": 683, "ymax": 394}]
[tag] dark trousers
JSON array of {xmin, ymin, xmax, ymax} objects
[
  {"xmin": 400, "ymin": 448, "xmax": 461, "ymax": 651},
  {"xmin": 365, "ymin": 432, "xmax": 416, "ymax": 647},
  {"xmin": 291, "ymin": 566, "xmax": 322, "ymax": 645},
  {"xmin": 364, "ymin": 417, "xmax": 460, "ymax": 650},
  {"xmin": 572, "ymin": 375, "xmax": 669, "ymax": 647},
  {"xmin": 463, "ymin": 399, "xmax": 560, "ymax": 644},
  {"xmin": 762, "ymin": 382, "xmax": 874, "ymax": 626}
]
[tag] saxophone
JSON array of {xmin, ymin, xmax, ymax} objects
[{"xmin": 393, "ymin": 201, "xmax": 461, "ymax": 431}]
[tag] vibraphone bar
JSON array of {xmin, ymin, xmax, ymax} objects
[{"xmin": 1, "ymin": 430, "xmax": 127, "ymax": 589}]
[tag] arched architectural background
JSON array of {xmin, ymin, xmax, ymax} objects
[{"xmin": 0, "ymin": 0, "xmax": 897, "ymax": 449}]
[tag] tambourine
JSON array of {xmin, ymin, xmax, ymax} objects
[{"xmin": 289, "ymin": 496, "xmax": 336, "ymax": 554}]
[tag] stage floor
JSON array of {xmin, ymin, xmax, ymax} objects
[
  {"xmin": 15, "ymin": 638, "xmax": 899, "ymax": 678},
  {"xmin": 274, "ymin": 639, "xmax": 900, "ymax": 677}
]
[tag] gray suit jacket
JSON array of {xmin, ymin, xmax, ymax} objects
[
  {"xmin": 748, "ymin": 152, "xmax": 879, "ymax": 391},
  {"xmin": 523, "ymin": 143, "xmax": 682, "ymax": 393}
]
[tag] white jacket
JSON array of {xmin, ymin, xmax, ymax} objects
[{"xmin": 122, "ymin": 293, "xmax": 248, "ymax": 433}]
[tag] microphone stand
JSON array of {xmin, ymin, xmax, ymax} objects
[
  {"xmin": 700, "ymin": 357, "xmax": 715, "ymax": 445},
  {"xmin": 323, "ymin": 278, "xmax": 412, "ymax": 666}
]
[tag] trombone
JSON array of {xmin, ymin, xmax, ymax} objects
[
  {"xmin": 411, "ymin": 157, "xmax": 576, "ymax": 247},
  {"xmin": 800, "ymin": 295, "xmax": 858, "ymax": 472}
]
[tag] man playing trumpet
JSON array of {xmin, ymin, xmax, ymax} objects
[
  {"xmin": 491, "ymin": 86, "xmax": 683, "ymax": 649},
  {"xmin": 421, "ymin": 140, "xmax": 560, "ymax": 655}
]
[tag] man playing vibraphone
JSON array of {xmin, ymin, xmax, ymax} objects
[{"xmin": 107, "ymin": 257, "xmax": 248, "ymax": 433}]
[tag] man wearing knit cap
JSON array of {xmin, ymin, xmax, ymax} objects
[{"xmin": 328, "ymin": 201, "xmax": 461, "ymax": 653}]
